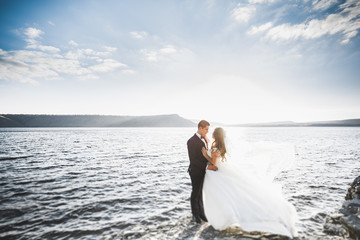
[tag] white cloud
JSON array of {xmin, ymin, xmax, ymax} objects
[
  {"xmin": 89, "ymin": 59, "xmax": 127, "ymax": 72},
  {"xmin": 140, "ymin": 45, "xmax": 179, "ymax": 62},
  {"xmin": 48, "ymin": 20, "xmax": 55, "ymax": 26},
  {"xmin": 130, "ymin": 31, "xmax": 148, "ymax": 39},
  {"xmin": 252, "ymin": 0, "xmax": 360, "ymax": 44},
  {"xmin": 0, "ymin": 51, "xmax": 58, "ymax": 84},
  {"xmin": 0, "ymin": 28, "xmax": 133, "ymax": 84},
  {"xmin": 65, "ymin": 48, "xmax": 113, "ymax": 60},
  {"xmin": 26, "ymin": 42, "xmax": 60, "ymax": 52},
  {"xmin": 312, "ymin": 0, "xmax": 338, "ymax": 10},
  {"xmin": 160, "ymin": 45, "xmax": 177, "ymax": 54},
  {"xmin": 24, "ymin": 27, "xmax": 43, "ymax": 39},
  {"xmin": 103, "ymin": 46, "xmax": 117, "ymax": 52},
  {"xmin": 8, "ymin": 50, "xmax": 91, "ymax": 76},
  {"xmin": 231, "ymin": 4, "xmax": 256, "ymax": 23},
  {"xmin": 341, "ymin": 39, "xmax": 350, "ymax": 44},
  {"xmin": 248, "ymin": 0, "xmax": 276, "ymax": 3},
  {"xmin": 77, "ymin": 74, "xmax": 99, "ymax": 81},
  {"xmin": 36, "ymin": 45, "xmax": 61, "ymax": 52},
  {"xmin": 141, "ymin": 49, "xmax": 158, "ymax": 62},
  {"xmin": 247, "ymin": 22, "xmax": 273, "ymax": 35},
  {"xmin": 23, "ymin": 27, "xmax": 60, "ymax": 52},
  {"xmin": 69, "ymin": 40, "xmax": 79, "ymax": 47},
  {"xmin": 340, "ymin": 0, "xmax": 359, "ymax": 8}
]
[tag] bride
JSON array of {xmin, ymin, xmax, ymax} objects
[{"xmin": 201, "ymin": 127, "xmax": 298, "ymax": 238}]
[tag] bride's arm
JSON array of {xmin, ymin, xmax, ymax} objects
[
  {"xmin": 201, "ymin": 147, "xmax": 211, "ymax": 163},
  {"xmin": 210, "ymin": 151, "xmax": 219, "ymax": 166},
  {"xmin": 202, "ymin": 147, "xmax": 218, "ymax": 165}
]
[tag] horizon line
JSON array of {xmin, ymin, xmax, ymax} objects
[{"xmin": 1, "ymin": 113, "xmax": 360, "ymax": 125}]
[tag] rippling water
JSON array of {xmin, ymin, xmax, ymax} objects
[{"xmin": 0, "ymin": 127, "xmax": 359, "ymax": 239}]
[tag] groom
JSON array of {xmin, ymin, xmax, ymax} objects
[{"xmin": 187, "ymin": 120, "xmax": 213, "ymax": 223}]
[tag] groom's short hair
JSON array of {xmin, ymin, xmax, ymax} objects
[{"xmin": 198, "ymin": 120, "xmax": 210, "ymax": 129}]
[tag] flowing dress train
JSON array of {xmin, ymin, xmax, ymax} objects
[{"xmin": 203, "ymin": 146, "xmax": 297, "ymax": 237}]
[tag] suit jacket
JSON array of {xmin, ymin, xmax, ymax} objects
[{"xmin": 187, "ymin": 134, "xmax": 208, "ymax": 176}]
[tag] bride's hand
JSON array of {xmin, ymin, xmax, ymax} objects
[
  {"xmin": 202, "ymin": 147, "xmax": 207, "ymax": 157},
  {"xmin": 207, "ymin": 164, "xmax": 218, "ymax": 171}
]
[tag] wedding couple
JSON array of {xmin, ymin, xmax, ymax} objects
[{"xmin": 187, "ymin": 120, "xmax": 298, "ymax": 238}]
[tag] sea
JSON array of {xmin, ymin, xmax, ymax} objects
[{"xmin": 0, "ymin": 127, "xmax": 359, "ymax": 240}]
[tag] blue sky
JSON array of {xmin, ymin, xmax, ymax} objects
[{"xmin": 0, "ymin": 0, "xmax": 359, "ymax": 124}]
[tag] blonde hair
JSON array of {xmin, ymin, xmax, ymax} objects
[{"xmin": 211, "ymin": 127, "xmax": 227, "ymax": 161}]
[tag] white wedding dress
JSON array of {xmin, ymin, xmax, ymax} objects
[{"xmin": 203, "ymin": 144, "xmax": 298, "ymax": 238}]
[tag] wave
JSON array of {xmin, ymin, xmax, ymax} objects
[{"xmin": 0, "ymin": 155, "xmax": 33, "ymax": 161}]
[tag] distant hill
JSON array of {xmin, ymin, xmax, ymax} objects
[
  {"xmin": 1, "ymin": 114, "xmax": 359, "ymax": 127},
  {"xmin": 0, "ymin": 114, "xmax": 196, "ymax": 127},
  {"xmin": 230, "ymin": 119, "xmax": 360, "ymax": 127},
  {"xmin": 302, "ymin": 119, "xmax": 360, "ymax": 127}
]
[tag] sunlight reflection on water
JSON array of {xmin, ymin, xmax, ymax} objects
[{"xmin": 0, "ymin": 127, "xmax": 359, "ymax": 239}]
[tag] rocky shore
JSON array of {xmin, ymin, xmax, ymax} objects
[{"xmin": 324, "ymin": 176, "xmax": 360, "ymax": 239}]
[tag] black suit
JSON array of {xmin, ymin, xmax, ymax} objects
[{"xmin": 187, "ymin": 134, "xmax": 208, "ymax": 219}]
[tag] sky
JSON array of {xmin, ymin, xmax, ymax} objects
[{"xmin": 0, "ymin": 0, "xmax": 359, "ymax": 124}]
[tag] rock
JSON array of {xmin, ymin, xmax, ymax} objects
[
  {"xmin": 324, "ymin": 213, "xmax": 350, "ymax": 237},
  {"xmin": 340, "ymin": 200, "xmax": 360, "ymax": 216},
  {"xmin": 324, "ymin": 176, "xmax": 360, "ymax": 239},
  {"xmin": 345, "ymin": 176, "xmax": 360, "ymax": 200}
]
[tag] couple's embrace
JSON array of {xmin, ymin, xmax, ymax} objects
[{"xmin": 187, "ymin": 120, "xmax": 298, "ymax": 238}]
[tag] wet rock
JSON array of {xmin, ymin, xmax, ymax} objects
[
  {"xmin": 324, "ymin": 213, "xmax": 354, "ymax": 237},
  {"xmin": 345, "ymin": 176, "xmax": 360, "ymax": 200},
  {"xmin": 324, "ymin": 176, "xmax": 360, "ymax": 239}
]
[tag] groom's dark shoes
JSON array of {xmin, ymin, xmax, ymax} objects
[{"xmin": 192, "ymin": 215, "xmax": 201, "ymax": 223}]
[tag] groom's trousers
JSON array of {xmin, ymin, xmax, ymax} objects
[{"xmin": 189, "ymin": 172, "xmax": 206, "ymax": 218}]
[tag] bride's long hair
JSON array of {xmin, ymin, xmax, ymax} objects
[{"xmin": 211, "ymin": 127, "xmax": 227, "ymax": 161}]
